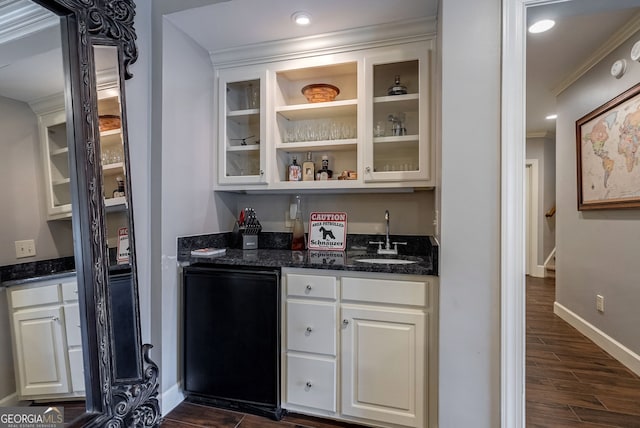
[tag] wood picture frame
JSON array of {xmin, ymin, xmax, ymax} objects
[{"xmin": 576, "ymin": 82, "xmax": 640, "ymax": 210}]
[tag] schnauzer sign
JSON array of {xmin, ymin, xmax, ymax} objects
[{"xmin": 308, "ymin": 212, "xmax": 347, "ymax": 251}]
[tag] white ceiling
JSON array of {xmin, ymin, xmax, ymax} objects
[
  {"xmin": 166, "ymin": 0, "xmax": 437, "ymax": 54},
  {"xmin": 526, "ymin": 1, "xmax": 640, "ymax": 134}
]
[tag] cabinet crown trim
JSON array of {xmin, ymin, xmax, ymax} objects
[{"xmin": 210, "ymin": 17, "xmax": 435, "ymax": 68}]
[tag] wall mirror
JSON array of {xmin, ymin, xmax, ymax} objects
[{"xmin": 0, "ymin": 0, "xmax": 159, "ymax": 427}]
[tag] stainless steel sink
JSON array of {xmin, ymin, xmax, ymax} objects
[{"xmin": 356, "ymin": 258, "xmax": 417, "ymax": 265}]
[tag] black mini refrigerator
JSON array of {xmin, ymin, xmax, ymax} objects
[{"xmin": 182, "ymin": 265, "xmax": 282, "ymax": 419}]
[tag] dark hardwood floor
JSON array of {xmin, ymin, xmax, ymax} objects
[
  {"xmin": 526, "ymin": 276, "xmax": 640, "ymax": 427},
  {"xmin": 162, "ymin": 276, "xmax": 640, "ymax": 427}
]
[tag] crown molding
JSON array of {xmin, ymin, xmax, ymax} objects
[
  {"xmin": 0, "ymin": 0, "xmax": 58, "ymax": 45},
  {"xmin": 210, "ymin": 16, "xmax": 436, "ymax": 68},
  {"xmin": 28, "ymin": 91, "xmax": 64, "ymax": 115},
  {"xmin": 553, "ymin": 10, "xmax": 640, "ymax": 96}
]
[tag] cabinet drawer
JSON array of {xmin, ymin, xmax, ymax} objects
[
  {"xmin": 10, "ymin": 284, "xmax": 60, "ymax": 308},
  {"xmin": 287, "ymin": 274, "xmax": 337, "ymax": 300},
  {"xmin": 287, "ymin": 301, "xmax": 336, "ymax": 355},
  {"xmin": 286, "ymin": 354, "xmax": 336, "ymax": 412},
  {"xmin": 61, "ymin": 281, "xmax": 79, "ymax": 301},
  {"xmin": 342, "ymin": 277, "xmax": 428, "ymax": 307}
]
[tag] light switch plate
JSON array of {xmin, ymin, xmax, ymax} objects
[{"xmin": 15, "ymin": 239, "xmax": 36, "ymax": 258}]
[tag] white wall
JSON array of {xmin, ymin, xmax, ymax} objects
[
  {"xmin": 0, "ymin": 96, "xmax": 74, "ymax": 266},
  {"xmin": 526, "ymin": 135, "xmax": 556, "ymax": 264},
  {"xmin": 439, "ymin": 0, "xmax": 501, "ymax": 426},
  {"xmin": 236, "ymin": 192, "xmax": 435, "ymax": 236},
  {"xmin": 555, "ymin": 30, "xmax": 640, "ymax": 355},
  {"xmin": 157, "ymin": 17, "xmax": 235, "ymax": 400}
]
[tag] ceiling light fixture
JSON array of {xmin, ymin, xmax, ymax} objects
[
  {"xmin": 292, "ymin": 11, "xmax": 311, "ymax": 26},
  {"xmin": 528, "ymin": 19, "xmax": 555, "ymax": 34},
  {"xmin": 545, "ymin": 114, "xmax": 557, "ymax": 120}
]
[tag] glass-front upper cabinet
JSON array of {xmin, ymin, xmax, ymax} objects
[
  {"xmin": 217, "ymin": 67, "xmax": 267, "ymax": 185},
  {"xmin": 363, "ymin": 41, "xmax": 432, "ymax": 183}
]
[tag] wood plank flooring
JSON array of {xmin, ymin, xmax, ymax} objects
[
  {"xmin": 526, "ymin": 276, "xmax": 640, "ymax": 427},
  {"xmin": 161, "ymin": 403, "xmax": 364, "ymax": 428}
]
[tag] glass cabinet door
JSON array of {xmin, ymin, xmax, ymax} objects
[
  {"xmin": 363, "ymin": 42, "xmax": 432, "ymax": 183},
  {"xmin": 218, "ymin": 68, "xmax": 266, "ymax": 184}
]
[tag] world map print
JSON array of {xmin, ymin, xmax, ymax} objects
[{"xmin": 580, "ymin": 91, "xmax": 640, "ymax": 206}]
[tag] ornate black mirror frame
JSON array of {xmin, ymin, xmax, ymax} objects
[{"xmin": 31, "ymin": 0, "xmax": 160, "ymax": 427}]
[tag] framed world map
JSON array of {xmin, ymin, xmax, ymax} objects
[{"xmin": 576, "ymin": 82, "xmax": 640, "ymax": 210}]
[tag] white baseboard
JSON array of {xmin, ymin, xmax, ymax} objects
[
  {"xmin": 161, "ymin": 382, "xmax": 184, "ymax": 416},
  {"xmin": 529, "ymin": 265, "xmax": 545, "ymax": 278},
  {"xmin": 0, "ymin": 392, "xmax": 20, "ymax": 407},
  {"xmin": 554, "ymin": 302, "xmax": 640, "ymax": 376}
]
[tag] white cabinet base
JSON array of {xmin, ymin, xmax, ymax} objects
[
  {"xmin": 12, "ymin": 307, "xmax": 69, "ymax": 397},
  {"xmin": 341, "ymin": 306, "xmax": 426, "ymax": 428}
]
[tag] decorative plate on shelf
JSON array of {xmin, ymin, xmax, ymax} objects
[{"xmin": 301, "ymin": 83, "xmax": 340, "ymax": 103}]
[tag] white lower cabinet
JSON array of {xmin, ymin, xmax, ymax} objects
[
  {"xmin": 7, "ymin": 276, "xmax": 85, "ymax": 400},
  {"xmin": 282, "ymin": 269, "xmax": 437, "ymax": 428},
  {"xmin": 341, "ymin": 305, "xmax": 425, "ymax": 427},
  {"xmin": 12, "ymin": 306, "xmax": 69, "ymax": 396}
]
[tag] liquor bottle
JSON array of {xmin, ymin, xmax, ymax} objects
[
  {"xmin": 319, "ymin": 155, "xmax": 333, "ymax": 180},
  {"xmin": 291, "ymin": 195, "xmax": 305, "ymax": 250},
  {"xmin": 288, "ymin": 156, "xmax": 302, "ymax": 181},
  {"xmin": 387, "ymin": 75, "xmax": 408, "ymax": 96},
  {"xmin": 302, "ymin": 152, "xmax": 315, "ymax": 181}
]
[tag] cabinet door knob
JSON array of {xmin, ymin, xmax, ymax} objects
[
  {"xmin": 342, "ymin": 319, "xmax": 349, "ymax": 326},
  {"xmin": 305, "ymin": 284, "xmax": 312, "ymax": 291},
  {"xmin": 306, "ymin": 326, "xmax": 313, "ymax": 333},
  {"xmin": 51, "ymin": 317, "xmax": 59, "ymax": 322},
  {"xmin": 306, "ymin": 381, "xmax": 313, "ymax": 388}
]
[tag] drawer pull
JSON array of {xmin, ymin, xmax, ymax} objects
[
  {"xmin": 306, "ymin": 381, "xmax": 313, "ymax": 389},
  {"xmin": 305, "ymin": 284, "xmax": 312, "ymax": 291},
  {"xmin": 342, "ymin": 319, "xmax": 349, "ymax": 326},
  {"xmin": 305, "ymin": 326, "xmax": 313, "ymax": 334},
  {"xmin": 51, "ymin": 317, "xmax": 59, "ymax": 322}
]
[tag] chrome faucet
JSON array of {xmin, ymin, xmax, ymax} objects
[
  {"xmin": 384, "ymin": 210, "xmax": 391, "ymax": 251},
  {"xmin": 369, "ymin": 210, "xmax": 407, "ymax": 255}
]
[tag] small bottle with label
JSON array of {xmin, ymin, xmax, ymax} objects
[
  {"xmin": 319, "ymin": 155, "xmax": 333, "ymax": 180},
  {"xmin": 302, "ymin": 152, "xmax": 315, "ymax": 181},
  {"xmin": 288, "ymin": 156, "xmax": 302, "ymax": 181}
]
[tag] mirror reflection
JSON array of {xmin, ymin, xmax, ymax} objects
[
  {"xmin": 94, "ymin": 44, "xmax": 142, "ymax": 382},
  {"xmin": 0, "ymin": 0, "xmax": 85, "ymax": 419}
]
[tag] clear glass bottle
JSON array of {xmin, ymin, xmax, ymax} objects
[
  {"xmin": 291, "ymin": 195, "xmax": 305, "ymax": 250},
  {"xmin": 387, "ymin": 74, "xmax": 408, "ymax": 96},
  {"xmin": 302, "ymin": 151, "xmax": 315, "ymax": 181},
  {"xmin": 288, "ymin": 156, "xmax": 302, "ymax": 181}
]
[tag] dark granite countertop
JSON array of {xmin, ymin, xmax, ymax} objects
[{"xmin": 178, "ymin": 232, "xmax": 438, "ymax": 276}]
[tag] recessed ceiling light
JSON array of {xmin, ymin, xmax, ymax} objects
[
  {"xmin": 292, "ymin": 11, "xmax": 311, "ymax": 26},
  {"xmin": 545, "ymin": 114, "xmax": 557, "ymax": 120},
  {"xmin": 528, "ymin": 19, "xmax": 555, "ymax": 34}
]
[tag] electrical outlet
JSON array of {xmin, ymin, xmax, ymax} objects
[
  {"xmin": 284, "ymin": 211, "xmax": 293, "ymax": 228},
  {"xmin": 15, "ymin": 239, "xmax": 36, "ymax": 258},
  {"xmin": 596, "ymin": 294, "xmax": 604, "ymax": 313}
]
